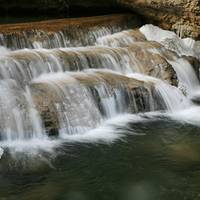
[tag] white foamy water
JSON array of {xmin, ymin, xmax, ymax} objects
[
  {"xmin": 0, "ymin": 139, "xmax": 60, "ymax": 154},
  {"xmin": 0, "ymin": 46, "xmax": 10, "ymax": 56},
  {"xmin": 140, "ymin": 24, "xmax": 199, "ymax": 58},
  {"xmin": 59, "ymin": 113, "xmax": 149, "ymax": 143},
  {"xmin": 167, "ymin": 106, "xmax": 200, "ymax": 127},
  {"xmin": 96, "ymin": 30, "xmax": 140, "ymax": 47},
  {"xmin": 0, "ymin": 113, "xmax": 148, "ymax": 154}
]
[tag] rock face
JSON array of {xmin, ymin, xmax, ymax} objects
[{"xmin": 118, "ymin": 0, "xmax": 200, "ymax": 39}]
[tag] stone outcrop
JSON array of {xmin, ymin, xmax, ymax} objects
[{"xmin": 118, "ymin": 0, "xmax": 200, "ymax": 39}]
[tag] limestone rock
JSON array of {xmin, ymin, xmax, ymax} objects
[{"xmin": 118, "ymin": 0, "xmax": 200, "ymax": 39}]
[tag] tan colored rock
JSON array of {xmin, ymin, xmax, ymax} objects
[{"xmin": 118, "ymin": 0, "xmax": 200, "ymax": 39}]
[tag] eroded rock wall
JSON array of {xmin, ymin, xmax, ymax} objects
[{"xmin": 118, "ymin": 0, "xmax": 200, "ymax": 39}]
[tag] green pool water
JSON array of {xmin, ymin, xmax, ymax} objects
[{"xmin": 0, "ymin": 117, "xmax": 200, "ymax": 200}]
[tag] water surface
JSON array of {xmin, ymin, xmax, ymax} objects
[{"xmin": 1, "ymin": 116, "xmax": 200, "ymax": 200}]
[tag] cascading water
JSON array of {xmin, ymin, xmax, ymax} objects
[
  {"xmin": 127, "ymin": 73, "xmax": 190, "ymax": 111},
  {"xmin": 0, "ymin": 80, "xmax": 45, "ymax": 141},
  {"xmin": 0, "ymin": 45, "xmax": 177, "ymax": 86},
  {"xmin": 0, "ymin": 15, "xmax": 199, "ymax": 154},
  {"xmin": 30, "ymin": 69, "xmax": 164, "ymax": 137},
  {"xmin": 0, "ymin": 14, "xmax": 139, "ymax": 50}
]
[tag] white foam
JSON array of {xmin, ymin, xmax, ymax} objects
[
  {"xmin": 140, "ymin": 24, "xmax": 198, "ymax": 58},
  {"xmin": 168, "ymin": 106, "xmax": 200, "ymax": 127},
  {"xmin": 0, "ymin": 138, "xmax": 60, "ymax": 155},
  {"xmin": 0, "ymin": 46, "xmax": 10, "ymax": 57},
  {"xmin": 59, "ymin": 114, "xmax": 149, "ymax": 143},
  {"xmin": 140, "ymin": 24, "xmax": 176, "ymax": 42}
]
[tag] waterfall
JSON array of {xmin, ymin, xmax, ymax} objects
[
  {"xmin": 0, "ymin": 45, "xmax": 177, "ymax": 87},
  {"xmin": 128, "ymin": 73, "xmax": 190, "ymax": 111},
  {"xmin": 138, "ymin": 23, "xmax": 200, "ymax": 94},
  {"xmin": 0, "ymin": 15, "xmax": 199, "ymax": 151},
  {"xmin": 0, "ymin": 80, "xmax": 45, "ymax": 141},
  {"xmin": 30, "ymin": 69, "xmax": 163, "ymax": 137},
  {"xmin": 96, "ymin": 29, "xmax": 146, "ymax": 47},
  {"xmin": 0, "ymin": 14, "xmax": 139, "ymax": 50},
  {"xmin": 167, "ymin": 58, "xmax": 199, "ymax": 93}
]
